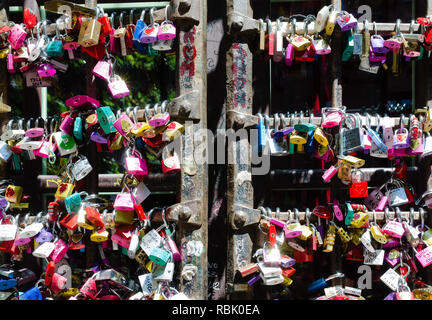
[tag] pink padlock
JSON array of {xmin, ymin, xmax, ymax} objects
[
  {"xmin": 139, "ymin": 23, "xmax": 159, "ymax": 43},
  {"xmin": 322, "ymin": 165, "xmax": 338, "ymax": 183},
  {"xmin": 158, "ymin": 21, "xmax": 176, "ymax": 40},
  {"xmin": 50, "ymin": 273, "xmax": 67, "ymax": 293},
  {"xmin": 65, "ymin": 95, "xmax": 100, "ymax": 109},
  {"xmin": 80, "ymin": 277, "xmax": 97, "ymax": 299},
  {"xmin": 108, "ymin": 76, "xmax": 130, "ymax": 99},
  {"xmin": 322, "ymin": 111, "xmax": 344, "ymax": 128},
  {"xmin": 63, "ymin": 41, "xmax": 80, "ymax": 60},
  {"xmin": 148, "ymin": 102, "xmax": 170, "ymax": 127},
  {"xmin": 92, "ymin": 60, "xmax": 111, "ymax": 81},
  {"xmin": 50, "ymin": 239, "xmax": 69, "ymax": 263},
  {"xmin": 7, "ymin": 54, "xmax": 15, "ymax": 74},
  {"xmin": 25, "ymin": 128, "xmax": 44, "ymax": 138},
  {"xmin": 382, "ymin": 220, "xmax": 405, "ymax": 238},
  {"xmin": 113, "ymin": 114, "xmax": 134, "ymax": 136},
  {"xmin": 388, "ymin": 148, "xmax": 407, "ymax": 157},
  {"xmin": 7, "ymin": 24, "xmax": 27, "ymax": 50},
  {"xmin": 161, "ymin": 149, "xmax": 181, "ymax": 174},
  {"xmin": 125, "ymin": 149, "xmax": 148, "ymax": 175},
  {"xmin": 37, "ymin": 63, "xmax": 56, "ymax": 77},
  {"xmin": 14, "ymin": 234, "xmax": 31, "ymax": 246},
  {"xmin": 285, "ymin": 43, "xmax": 294, "ymax": 66},
  {"xmin": 415, "ymin": 245, "xmax": 432, "ymax": 268},
  {"xmin": 113, "ymin": 192, "xmax": 135, "ymax": 211},
  {"xmin": 34, "ymin": 140, "xmax": 57, "ymax": 158},
  {"xmin": 59, "ymin": 114, "xmax": 75, "ymax": 136},
  {"xmin": 111, "ymin": 232, "xmax": 131, "ymax": 248}
]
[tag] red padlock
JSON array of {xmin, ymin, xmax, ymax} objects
[
  {"xmin": 269, "ymin": 225, "xmax": 277, "ymax": 246},
  {"xmin": 349, "ymin": 182, "xmax": 369, "ymax": 198},
  {"xmin": 45, "ymin": 261, "xmax": 55, "ymax": 286},
  {"xmin": 85, "ymin": 207, "xmax": 104, "ymax": 228},
  {"xmin": 60, "ymin": 213, "xmax": 78, "ymax": 231}
]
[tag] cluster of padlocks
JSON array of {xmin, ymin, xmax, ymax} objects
[{"xmin": 0, "ymin": 2, "xmax": 195, "ymax": 300}]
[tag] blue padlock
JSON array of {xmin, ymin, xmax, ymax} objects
[
  {"xmin": 0, "ymin": 278, "xmax": 17, "ymax": 290},
  {"xmin": 96, "ymin": 107, "xmax": 116, "ymax": 135},
  {"xmin": 308, "ymin": 272, "xmax": 345, "ymax": 292},
  {"xmin": 133, "ymin": 10, "xmax": 147, "ymax": 53},
  {"xmin": 257, "ymin": 113, "xmax": 267, "ymax": 156},
  {"xmin": 46, "ymin": 40, "xmax": 64, "ymax": 58},
  {"xmin": 305, "ymin": 130, "xmax": 315, "ymax": 155},
  {"xmin": 19, "ymin": 286, "xmax": 42, "ymax": 300}
]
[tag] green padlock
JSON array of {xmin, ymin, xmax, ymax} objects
[
  {"xmin": 345, "ymin": 203, "xmax": 354, "ymax": 225},
  {"xmin": 148, "ymin": 247, "xmax": 171, "ymax": 266},
  {"xmin": 342, "ymin": 30, "xmax": 354, "ymax": 62},
  {"xmin": 96, "ymin": 107, "xmax": 116, "ymax": 134},
  {"xmin": 46, "ymin": 40, "xmax": 64, "ymax": 57},
  {"xmin": 73, "ymin": 116, "xmax": 83, "ymax": 142},
  {"xmin": 294, "ymin": 122, "xmax": 316, "ymax": 133}
]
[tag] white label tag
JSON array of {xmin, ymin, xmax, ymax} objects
[
  {"xmin": 380, "ymin": 268, "xmax": 405, "ymax": 291},
  {"xmin": 138, "ymin": 273, "xmax": 154, "ymax": 296},
  {"xmin": 364, "ymin": 249, "xmax": 385, "ymax": 265},
  {"xmin": 324, "ymin": 286, "xmax": 342, "ymax": 297},
  {"xmin": 132, "ymin": 182, "xmax": 151, "ymax": 204},
  {"xmin": 140, "ymin": 229, "xmax": 162, "ymax": 256},
  {"xmin": 360, "ymin": 230, "xmax": 375, "ymax": 252},
  {"xmin": 344, "ymin": 286, "xmax": 362, "ymax": 296},
  {"xmin": 153, "ymin": 262, "xmax": 175, "ymax": 282},
  {"xmin": 25, "ymin": 70, "xmax": 55, "ymax": 87},
  {"xmin": 359, "ymin": 56, "xmax": 379, "ymax": 74}
]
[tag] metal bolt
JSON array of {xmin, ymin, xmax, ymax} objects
[
  {"xmin": 231, "ymin": 17, "xmax": 244, "ymax": 33},
  {"xmin": 179, "ymin": 0, "xmax": 192, "ymax": 13},
  {"xmin": 233, "ymin": 210, "xmax": 247, "ymax": 229}
]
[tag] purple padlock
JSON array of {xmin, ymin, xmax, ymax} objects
[
  {"xmin": 59, "ymin": 114, "xmax": 75, "ymax": 136},
  {"xmin": 388, "ymin": 148, "xmax": 407, "ymax": 157},
  {"xmin": 35, "ymin": 229, "xmax": 53, "ymax": 243},
  {"xmin": 7, "ymin": 54, "xmax": 15, "ymax": 74},
  {"xmin": 384, "ymin": 250, "xmax": 400, "ymax": 267},
  {"xmin": 369, "ymin": 47, "xmax": 387, "ymax": 63},
  {"xmin": 37, "ymin": 63, "xmax": 56, "ymax": 78},
  {"xmin": 337, "ymin": 13, "xmax": 357, "ymax": 32},
  {"xmin": 384, "ymin": 292, "xmax": 397, "ymax": 300},
  {"xmin": 14, "ymin": 235, "xmax": 31, "ymax": 246},
  {"xmin": 280, "ymin": 256, "xmax": 296, "ymax": 268},
  {"xmin": 371, "ymin": 35, "xmax": 389, "ymax": 54},
  {"xmin": 65, "ymin": 95, "xmax": 100, "ymax": 109},
  {"xmin": 90, "ymin": 131, "xmax": 108, "ymax": 144},
  {"xmin": 139, "ymin": 23, "xmax": 159, "ymax": 43},
  {"xmin": 393, "ymin": 128, "xmax": 410, "ymax": 149},
  {"xmin": 108, "ymin": 76, "xmax": 130, "ymax": 99}
]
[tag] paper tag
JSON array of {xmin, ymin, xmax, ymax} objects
[
  {"xmin": 140, "ymin": 229, "xmax": 162, "ymax": 256},
  {"xmin": 132, "ymin": 182, "xmax": 151, "ymax": 204},
  {"xmin": 324, "ymin": 286, "xmax": 342, "ymax": 297},
  {"xmin": 359, "ymin": 56, "xmax": 379, "ymax": 74},
  {"xmin": 380, "ymin": 268, "xmax": 405, "ymax": 291},
  {"xmin": 138, "ymin": 273, "xmax": 153, "ymax": 296},
  {"xmin": 25, "ymin": 70, "xmax": 55, "ymax": 87},
  {"xmin": 344, "ymin": 286, "xmax": 362, "ymax": 296},
  {"xmin": 364, "ymin": 249, "xmax": 385, "ymax": 265},
  {"xmin": 360, "ymin": 230, "xmax": 375, "ymax": 252}
]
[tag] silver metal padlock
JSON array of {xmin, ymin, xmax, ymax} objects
[{"xmin": 70, "ymin": 156, "xmax": 93, "ymax": 181}]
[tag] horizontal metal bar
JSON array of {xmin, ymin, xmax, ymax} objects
[
  {"xmin": 234, "ymin": 18, "xmax": 422, "ymax": 35},
  {"xmin": 98, "ymin": 2, "xmax": 169, "ymax": 10},
  {"xmin": 264, "ymin": 210, "xmax": 425, "ymax": 222},
  {"xmin": 36, "ymin": 173, "xmax": 177, "ymax": 192},
  {"xmin": 270, "ymin": 167, "xmax": 419, "ymax": 186},
  {"xmin": 229, "ymin": 110, "xmax": 421, "ymax": 129}
]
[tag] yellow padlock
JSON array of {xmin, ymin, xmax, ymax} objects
[
  {"xmin": 76, "ymin": 206, "xmax": 95, "ymax": 230},
  {"xmin": 282, "ymin": 276, "xmax": 293, "ymax": 287},
  {"xmin": 163, "ymin": 122, "xmax": 185, "ymax": 141},
  {"xmin": 131, "ymin": 122, "xmax": 151, "ymax": 137},
  {"xmin": 298, "ymin": 225, "xmax": 313, "ymax": 241},
  {"xmin": 142, "ymin": 125, "xmax": 168, "ymax": 139},
  {"xmin": 290, "ymin": 131, "xmax": 307, "ymax": 152},
  {"xmin": 341, "ymin": 155, "xmax": 365, "ymax": 168},
  {"xmin": 78, "ymin": 17, "xmax": 101, "ymax": 47},
  {"xmin": 54, "ymin": 182, "xmax": 74, "ymax": 200},
  {"xmin": 314, "ymin": 127, "xmax": 328, "ymax": 146},
  {"xmin": 90, "ymin": 229, "xmax": 109, "ymax": 242},
  {"xmin": 370, "ymin": 224, "xmax": 388, "ymax": 244},
  {"xmin": 350, "ymin": 211, "xmax": 369, "ymax": 228},
  {"xmin": 114, "ymin": 210, "xmax": 134, "ymax": 225},
  {"xmin": 5, "ymin": 185, "xmax": 23, "ymax": 203},
  {"xmin": 325, "ymin": 10, "xmax": 338, "ymax": 36},
  {"xmin": 337, "ymin": 161, "xmax": 352, "ymax": 181},
  {"xmin": 135, "ymin": 249, "xmax": 147, "ymax": 266}
]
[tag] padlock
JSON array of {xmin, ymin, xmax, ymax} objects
[
  {"xmin": 53, "ymin": 131, "xmax": 77, "ymax": 156},
  {"xmin": 370, "ymin": 34, "xmax": 388, "ymax": 54},
  {"xmin": 108, "ymin": 132, "xmax": 124, "ymax": 151},
  {"xmin": 342, "ymin": 114, "xmax": 364, "ymax": 153},
  {"xmin": 60, "ymin": 213, "xmax": 78, "ymax": 231},
  {"xmin": 34, "ymin": 228, "xmax": 53, "ymax": 243},
  {"xmin": 64, "ymin": 192, "xmax": 87, "ymax": 214},
  {"xmin": 0, "ymin": 216, "xmax": 17, "ymax": 241},
  {"xmin": 114, "ymin": 190, "xmax": 136, "ymax": 212},
  {"xmin": 393, "ymin": 128, "xmax": 409, "ymax": 149},
  {"xmin": 291, "ymin": 35, "xmax": 311, "ymax": 51},
  {"xmin": 96, "ymin": 107, "xmax": 116, "ymax": 134},
  {"xmin": 113, "ymin": 113, "xmax": 134, "ymax": 136},
  {"xmin": 76, "ymin": 204, "xmax": 95, "ymax": 230},
  {"xmin": 90, "ymin": 228, "xmax": 109, "ymax": 242},
  {"xmin": 349, "ymin": 180, "xmax": 368, "ymax": 199},
  {"xmin": 7, "ymin": 24, "xmax": 27, "ymax": 50},
  {"xmin": 19, "ymin": 287, "xmax": 42, "ymax": 300},
  {"xmin": 37, "ymin": 63, "xmax": 57, "ymax": 78},
  {"xmin": 337, "ymin": 12, "xmax": 357, "ymax": 31},
  {"xmin": 54, "ymin": 180, "xmax": 75, "ymax": 200},
  {"xmin": 125, "ymin": 149, "xmax": 148, "ymax": 176},
  {"xmin": 114, "ymin": 210, "xmax": 134, "ymax": 225},
  {"xmin": 32, "ymin": 241, "xmax": 55, "ymax": 259},
  {"xmin": 50, "ymin": 239, "xmax": 69, "ymax": 263},
  {"xmin": 342, "ymin": 30, "xmax": 354, "ymax": 61},
  {"xmin": 386, "ymin": 180, "xmax": 409, "ymax": 207},
  {"xmin": 350, "ymin": 211, "xmax": 369, "ymax": 228},
  {"xmin": 149, "ymin": 102, "xmax": 170, "ymax": 127},
  {"xmin": 92, "ymin": 59, "xmax": 111, "ymax": 81},
  {"xmin": 70, "ymin": 155, "xmax": 93, "ymax": 181},
  {"xmin": 78, "ymin": 16, "xmax": 101, "ymax": 47},
  {"xmin": 148, "ymin": 247, "xmax": 171, "ymax": 266},
  {"xmin": 108, "ymin": 75, "xmax": 130, "ymax": 99},
  {"xmin": 365, "ymin": 185, "xmax": 387, "ymax": 211},
  {"xmin": 133, "ymin": 10, "xmax": 147, "ymax": 48},
  {"xmin": 46, "ymin": 36, "xmax": 64, "ymax": 58},
  {"xmin": 140, "ymin": 16, "xmax": 159, "ymax": 44},
  {"xmin": 161, "ymin": 147, "xmax": 181, "ymax": 175},
  {"xmin": 5, "ymin": 185, "xmax": 23, "ymax": 203},
  {"xmin": 163, "ymin": 121, "xmax": 184, "ymax": 141},
  {"xmin": 382, "ymin": 219, "xmax": 405, "ymax": 239}
]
